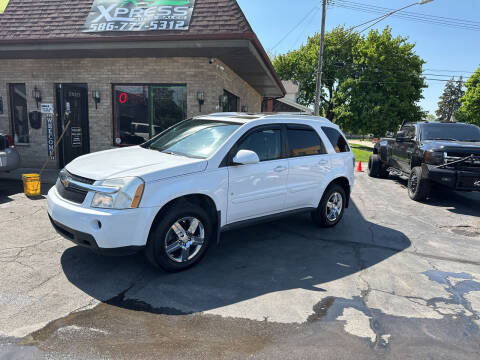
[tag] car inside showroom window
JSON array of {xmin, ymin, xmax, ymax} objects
[{"xmin": 113, "ymin": 84, "xmax": 186, "ymax": 146}]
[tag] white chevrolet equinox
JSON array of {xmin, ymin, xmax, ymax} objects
[{"xmin": 48, "ymin": 113, "xmax": 355, "ymax": 272}]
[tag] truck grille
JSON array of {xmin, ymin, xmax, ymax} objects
[
  {"xmin": 445, "ymin": 153, "xmax": 480, "ymax": 169},
  {"xmin": 56, "ymin": 170, "xmax": 95, "ymax": 204}
]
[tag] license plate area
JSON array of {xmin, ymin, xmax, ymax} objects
[{"xmin": 457, "ymin": 175, "xmax": 480, "ymax": 189}]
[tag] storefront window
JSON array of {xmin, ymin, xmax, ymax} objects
[
  {"xmin": 113, "ymin": 84, "xmax": 186, "ymax": 146},
  {"xmin": 223, "ymin": 90, "xmax": 239, "ymax": 112},
  {"xmin": 9, "ymin": 84, "xmax": 29, "ymax": 144}
]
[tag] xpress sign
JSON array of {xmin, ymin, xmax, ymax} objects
[{"xmin": 83, "ymin": 0, "xmax": 196, "ymax": 33}]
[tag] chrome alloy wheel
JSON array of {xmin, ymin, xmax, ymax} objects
[
  {"xmin": 164, "ymin": 217, "xmax": 205, "ymax": 263},
  {"xmin": 408, "ymin": 172, "xmax": 418, "ymax": 196},
  {"xmin": 326, "ymin": 192, "xmax": 343, "ymax": 222}
]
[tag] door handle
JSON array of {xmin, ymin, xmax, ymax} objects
[
  {"xmin": 318, "ymin": 160, "xmax": 329, "ymax": 165},
  {"xmin": 274, "ymin": 166, "xmax": 287, "ymax": 172}
]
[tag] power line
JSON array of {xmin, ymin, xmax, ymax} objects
[
  {"xmin": 270, "ymin": 5, "xmax": 320, "ymax": 51},
  {"xmin": 333, "ymin": 0, "xmax": 480, "ymax": 26},
  {"xmin": 330, "ymin": 0, "xmax": 480, "ymax": 31}
]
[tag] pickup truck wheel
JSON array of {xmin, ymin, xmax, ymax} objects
[
  {"xmin": 146, "ymin": 203, "xmax": 212, "ymax": 272},
  {"xmin": 408, "ymin": 166, "xmax": 430, "ymax": 201},
  {"xmin": 311, "ymin": 184, "xmax": 346, "ymax": 228},
  {"xmin": 368, "ymin": 154, "xmax": 388, "ymax": 178}
]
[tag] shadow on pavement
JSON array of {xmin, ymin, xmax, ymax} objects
[
  {"xmin": 61, "ymin": 200, "xmax": 411, "ymax": 315},
  {"xmin": 390, "ymin": 175, "xmax": 480, "ymax": 217},
  {"xmin": 0, "ymin": 179, "xmax": 23, "ymax": 204},
  {"xmin": 0, "ymin": 179, "xmax": 52, "ymax": 204}
]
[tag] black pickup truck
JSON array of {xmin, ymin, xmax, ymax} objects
[{"xmin": 368, "ymin": 122, "xmax": 480, "ymax": 201}]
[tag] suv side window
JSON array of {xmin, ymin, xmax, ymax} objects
[
  {"xmin": 287, "ymin": 128, "xmax": 326, "ymax": 157},
  {"xmin": 322, "ymin": 127, "xmax": 350, "ymax": 153},
  {"xmin": 236, "ymin": 128, "xmax": 282, "ymax": 162}
]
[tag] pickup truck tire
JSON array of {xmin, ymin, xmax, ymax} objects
[
  {"xmin": 368, "ymin": 154, "xmax": 388, "ymax": 178},
  {"xmin": 146, "ymin": 202, "xmax": 212, "ymax": 272},
  {"xmin": 311, "ymin": 184, "xmax": 346, "ymax": 228},
  {"xmin": 408, "ymin": 166, "xmax": 430, "ymax": 201}
]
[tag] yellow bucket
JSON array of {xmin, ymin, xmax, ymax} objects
[{"xmin": 22, "ymin": 173, "xmax": 41, "ymax": 197}]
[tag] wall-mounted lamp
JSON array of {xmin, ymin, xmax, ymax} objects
[
  {"xmin": 219, "ymin": 95, "xmax": 228, "ymax": 110},
  {"xmin": 197, "ymin": 91, "xmax": 205, "ymax": 112},
  {"xmin": 92, "ymin": 90, "xmax": 101, "ymax": 109},
  {"xmin": 32, "ymin": 87, "xmax": 42, "ymax": 109}
]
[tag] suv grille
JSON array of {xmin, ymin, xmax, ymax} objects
[{"xmin": 56, "ymin": 170, "xmax": 95, "ymax": 204}]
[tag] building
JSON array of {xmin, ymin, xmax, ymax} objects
[
  {"xmin": 262, "ymin": 80, "xmax": 312, "ymax": 115},
  {"xmin": 0, "ymin": 0, "xmax": 285, "ymax": 169}
]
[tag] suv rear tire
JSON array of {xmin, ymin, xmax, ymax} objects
[
  {"xmin": 408, "ymin": 166, "xmax": 430, "ymax": 201},
  {"xmin": 368, "ymin": 154, "xmax": 388, "ymax": 178},
  {"xmin": 146, "ymin": 202, "xmax": 212, "ymax": 272},
  {"xmin": 311, "ymin": 184, "xmax": 346, "ymax": 228}
]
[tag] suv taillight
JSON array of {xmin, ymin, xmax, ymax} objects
[{"xmin": 6, "ymin": 135, "xmax": 14, "ymax": 148}]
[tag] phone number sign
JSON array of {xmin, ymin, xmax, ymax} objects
[{"xmin": 83, "ymin": 0, "xmax": 196, "ymax": 33}]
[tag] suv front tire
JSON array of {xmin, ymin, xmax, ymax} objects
[{"xmin": 146, "ymin": 202, "xmax": 212, "ymax": 272}]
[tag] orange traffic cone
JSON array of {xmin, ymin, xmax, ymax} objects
[{"xmin": 356, "ymin": 161, "xmax": 363, "ymax": 172}]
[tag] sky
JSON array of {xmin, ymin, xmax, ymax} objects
[{"xmin": 237, "ymin": 0, "xmax": 480, "ymax": 115}]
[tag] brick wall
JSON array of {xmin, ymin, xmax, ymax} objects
[{"xmin": 0, "ymin": 57, "xmax": 262, "ymax": 168}]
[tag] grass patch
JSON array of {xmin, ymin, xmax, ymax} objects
[{"xmin": 350, "ymin": 143, "xmax": 373, "ymax": 163}]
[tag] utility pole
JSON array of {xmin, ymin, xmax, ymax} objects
[{"xmin": 314, "ymin": 0, "xmax": 327, "ymax": 116}]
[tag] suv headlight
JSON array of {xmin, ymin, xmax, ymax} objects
[
  {"xmin": 424, "ymin": 150, "xmax": 445, "ymax": 165},
  {"xmin": 91, "ymin": 177, "xmax": 145, "ymax": 209}
]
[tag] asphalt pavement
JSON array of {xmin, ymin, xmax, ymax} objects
[{"xmin": 0, "ymin": 172, "xmax": 479, "ymax": 359}]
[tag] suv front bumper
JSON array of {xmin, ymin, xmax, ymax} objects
[
  {"xmin": 424, "ymin": 164, "xmax": 480, "ymax": 191},
  {"xmin": 47, "ymin": 186, "xmax": 158, "ymax": 253}
]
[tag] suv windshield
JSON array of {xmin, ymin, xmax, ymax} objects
[
  {"xmin": 143, "ymin": 119, "xmax": 241, "ymax": 159},
  {"xmin": 422, "ymin": 123, "xmax": 480, "ymax": 142}
]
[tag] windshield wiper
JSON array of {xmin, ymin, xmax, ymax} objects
[
  {"xmin": 161, "ymin": 150, "xmax": 186, "ymax": 157},
  {"xmin": 430, "ymin": 138, "xmax": 458, "ymax": 141}
]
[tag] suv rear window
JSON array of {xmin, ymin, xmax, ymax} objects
[
  {"xmin": 322, "ymin": 127, "xmax": 350, "ymax": 153},
  {"xmin": 287, "ymin": 128, "xmax": 326, "ymax": 157}
]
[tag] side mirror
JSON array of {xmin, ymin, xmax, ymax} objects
[
  {"xmin": 233, "ymin": 149, "xmax": 260, "ymax": 165},
  {"xmin": 396, "ymin": 131, "xmax": 409, "ymax": 142}
]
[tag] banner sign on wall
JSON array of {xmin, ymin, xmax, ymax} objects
[
  {"xmin": 46, "ymin": 114, "xmax": 56, "ymax": 160},
  {"xmin": 83, "ymin": 0, "xmax": 196, "ymax": 32}
]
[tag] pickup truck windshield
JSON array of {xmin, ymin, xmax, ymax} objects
[
  {"xmin": 422, "ymin": 124, "xmax": 480, "ymax": 142},
  {"xmin": 144, "ymin": 119, "xmax": 241, "ymax": 159}
]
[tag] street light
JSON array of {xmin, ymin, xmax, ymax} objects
[{"xmin": 314, "ymin": 0, "xmax": 435, "ymax": 116}]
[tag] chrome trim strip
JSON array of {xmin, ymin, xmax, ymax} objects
[{"xmin": 68, "ymin": 179, "xmax": 120, "ymax": 194}]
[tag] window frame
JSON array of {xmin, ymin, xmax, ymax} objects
[
  {"xmin": 321, "ymin": 126, "xmax": 350, "ymax": 153},
  {"xmin": 285, "ymin": 124, "xmax": 327, "ymax": 158},
  {"xmin": 221, "ymin": 124, "xmax": 286, "ymax": 167},
  {"xmin": 111, "ymin": 83, "xmax": 187, "ymax": 147},
  {"xmin": 8, "ymin": 83, "xmax": 29, "ymax": 145}
]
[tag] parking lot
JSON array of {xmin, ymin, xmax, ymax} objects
[{"xmin": 1, "ymin": 171, "xmax": 479, "ymax": 359}]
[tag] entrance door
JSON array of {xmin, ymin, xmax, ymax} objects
[{"xmin": 56, "ymin": 84, "xmax": 90, "ymax": 167}]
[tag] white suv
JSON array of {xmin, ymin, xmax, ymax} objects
[{"xmin": 48, "ymin": 113, "xmax": 355, "ymax": 271}]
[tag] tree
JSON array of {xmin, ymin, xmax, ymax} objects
[
  {"xmin": 424, "ymin": 113, "xmax": 436, "ymax": 122},
  {"xmin": 456, "ymin": 67, "xmax": 480, "ymax": 126},
  {"xmin": 273, "ymin": 27, "xmax": 426, "ymax": 136},
  {"xmin": 273, "ymin": 26, "xmax": 361, "ymax": 120},
  {"xmin": 435, "ymin": 77, "xmax": 464, "ymax": 122}
]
